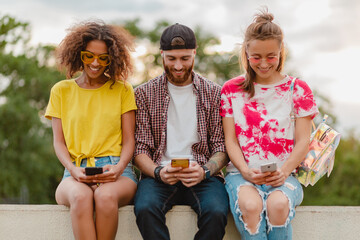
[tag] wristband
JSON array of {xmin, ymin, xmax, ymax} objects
[
  {"xmin": 154, "ymin": 166, "xmax": 164, "ymax": 183},
  {"xmin": 201, "ymin": 165, "xmax": 211, "ymax": 180}
]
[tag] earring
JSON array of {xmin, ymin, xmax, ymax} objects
[{"xmin": 104, "ymin": 68, "xmax": 111, "ymax": 78}]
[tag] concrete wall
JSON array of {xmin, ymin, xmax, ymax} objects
[{"xmin": 0, "ymin": 205, "xmax": 359, "ymax": 240}]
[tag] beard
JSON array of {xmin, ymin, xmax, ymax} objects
[{"xmin": 163, "ymin": 59, "xmax": 194, "ymax": 85}]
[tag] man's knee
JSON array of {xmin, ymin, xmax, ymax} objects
[
  {"xmin": 202, "ymin": 199, "xmax": 229, "ymax": 221},
  {"xmin": 135, "ymin": 197, "xmax": 160, "ymax": 214}
]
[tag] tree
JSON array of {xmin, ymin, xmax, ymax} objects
[
  {"xmin": 0, "ymin": 14, "xmax": 64, "ymax": 203},
  {"xmin": 1, "ymin": 14, "xmax": 359, "ymax": 205}
]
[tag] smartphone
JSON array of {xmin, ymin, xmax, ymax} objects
[
  {"xmin": 85, "ymin": 167, "xmax": 103, "ymax": 176},
  {"xmin": 171, "ymin": 158, "xmax": 190, "ymax": 168},
  {"xmin": 260, "ymin": 162, "xmax": 277, "ymax": 172}
]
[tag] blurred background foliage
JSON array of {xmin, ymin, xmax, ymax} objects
[{"xmin": 0, "ymin": 14, "xmax": 359, "ymax": 205}]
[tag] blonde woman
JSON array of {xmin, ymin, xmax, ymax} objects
[{"xmin": 220, "ymin": 9, "xmax": 318, "ymax": 239}]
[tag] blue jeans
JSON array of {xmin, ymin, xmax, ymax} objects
[
  {"xmin": 62, "ymin": 156, "xmax": 138, "ymax": 184},
  {"xmin": 225, "ymin": 173, "xmax": 303, "ymax": 240},
  {"xmin": 134, "ymin": 177, "xmax": 229, "ymax": 240}
]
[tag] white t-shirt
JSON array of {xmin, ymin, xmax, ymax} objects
[
  {"xmin": 220, "ymin": 75, "xmax": 318, "ymax": 172},
  {"xmin": 161, "ymin": 82, "xmax": 199, "ymax": 166}
]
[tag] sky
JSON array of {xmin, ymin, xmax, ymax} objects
[{"xmin": 1, "ymin": 0, "xmax": 360, "ymax": 136}]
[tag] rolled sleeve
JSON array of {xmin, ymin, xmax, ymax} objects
[
  {"xmin": 134, "ymin": 87, "xmax": 155, "ymax": 159},
  {"xmin": 209, "ymin": 86, "xmax": 226, "ymax": 155}
]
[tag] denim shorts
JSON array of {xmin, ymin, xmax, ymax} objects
[
  {"xmin": 225, "ymin": 172, "xmax": 303, "ymax": 238},
  {"xmin": 62, "ymin": 156, "xmax": 138, "ymax": 184}
]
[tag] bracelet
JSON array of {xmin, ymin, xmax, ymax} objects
[
  {"xmin": 201, "ymin": 165, "xmax": 211, "ymax": 180},
  {"xmin": 154, "ymin": 166, "xmax": 164, "ymax": 183}
]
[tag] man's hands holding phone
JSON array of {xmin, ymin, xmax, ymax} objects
[
  {"xmin": 160, "ymin": 164, "xmax": 182, "ymax": 185},
  {"xmin": 160, "ymin": 159, "xmax": 205, "ymax": 187}
]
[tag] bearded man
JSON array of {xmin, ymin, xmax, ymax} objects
[{"xmin": 133, "ymin": 23, "xmax": 229, "ymax": 240}]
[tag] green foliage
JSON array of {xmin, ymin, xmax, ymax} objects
[
  {"xmin": 0, "ymin": 15, "xmax": 64, "ymax": 203},
  {"xmin": 1, "ymin": 14, "xmax": 359, "ymax": 206},
  {"xmin": 302, "ymin": 131, "xmax": 360, "ymax": 205},
  {"xmin": 0, "ymin": 15, "xmax": 30, "ymax": 52}
]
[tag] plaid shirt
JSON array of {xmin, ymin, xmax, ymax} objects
[{"xmin": 135, "ymin": 71, "xmax": 226, "ymax": 166}]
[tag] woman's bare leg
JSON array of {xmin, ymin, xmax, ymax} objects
[
  {"xmin": 266, "ymin": 190, "xmax": 289, "ymax": 225},
  {"xmin": 56, "ymin": 177, "xmax": 96, "ymax": 240},
  {"xmin": 237, "ymin": 185, "xmax": 263, "ymax": 234},
  {"xmin": 94, "ymin": 176, "xmax": 137, "ymax": 240}
]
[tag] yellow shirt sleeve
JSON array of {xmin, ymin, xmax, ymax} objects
[
  {"xmin": 45, "ymin": 82, "xmax": 62, "ymax": 120},
  {"xmin": 121, "ymin": 81, "xmax": 137, "ymax": 114}
]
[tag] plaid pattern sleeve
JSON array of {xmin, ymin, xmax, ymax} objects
[
  {"xmin": 134, "ymin": 83, "xmax": 156, "ymax": 160},
  {"xmin": 208, "ymin": 84, "xmax": 226, "ymax": 155},
  {"xmin": 193, "ymin": 74, "xmax": 226, "ymax": 165}
]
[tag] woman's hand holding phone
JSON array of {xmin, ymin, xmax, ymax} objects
[
  {"xmin": 258, "ymin": 162, "xmax": 288, "ymax": 187},
  {"xmin": 264, "ymin": 168, "xmax": 287, "ymax": 187},
  {"xmin": 242, "ymin": 168, "xmax": 272, "ymax": 185},
  {"xmin": 89, "ymin": 164, "xmax": 124, "ymax": 183},
  {"xmin": 69, "ymin": 166, "xmax": 88, "ymax": 182}
]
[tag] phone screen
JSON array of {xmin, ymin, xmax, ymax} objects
[
  {"xmin": 171, "ymin": 158, "xmax": 189, "ymax": 168},
  {"xmin": 85, "ymin": 167, "xmax": 103, "ymax": 176},
  {"xmin": 260, "ymin": 163, "xmax": 277, "ymax": 172}
]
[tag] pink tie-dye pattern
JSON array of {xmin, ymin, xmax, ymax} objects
[
  {"xmin": 277, "ymin": 81, "xmax": 291, "ymax": 93},
  {"xmin": 220, "ymin": 82, "xmax": 240, "ymax": 116},
  {"xmin": 294, "ymin": 81, "xmax": 317, "ymax": 114},
  {"xmin": 220, "ymin": 98, "xmax": 233, "ymax": 115},
  {"xmin": 220, "ymin": 76, "xmax": 317, "ymax": 167},
  {"xmin": 240, "ymin": 101, "xmax": 293, "ymax": 162}
]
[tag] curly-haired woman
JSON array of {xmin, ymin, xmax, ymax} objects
[{"xmin": 45, "ymin": 20, "xmax": 137, "ymax": 240}]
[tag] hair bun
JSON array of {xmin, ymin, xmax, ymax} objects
[{"xmin": 254, "ymin": 11, "xmax": 274, "ymax": 23}]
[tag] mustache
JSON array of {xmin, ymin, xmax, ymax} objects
[{"xmin": 163, "ymin": 59, "xmax": 194, "ymax": 83}]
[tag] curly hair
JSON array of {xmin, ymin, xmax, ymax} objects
[
  {"xmin": 239, "ymin": 8, "xmax": 286, "ymax": 98},
  {"xmin": 56, "ymin": 20, "xmax": 134, "ymax": 82}
]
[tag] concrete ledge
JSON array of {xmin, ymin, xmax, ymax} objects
[{"xmin": 0, "ymin": 205, "xmax": 359, "ymax": 240}]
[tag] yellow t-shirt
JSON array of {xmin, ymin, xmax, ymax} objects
[{"xmin": 45, "ymin": 79, "xmax": 137, "ymax": 167}]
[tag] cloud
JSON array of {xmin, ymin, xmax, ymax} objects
[
  {"xmin": 288, "ymin": 0, "xmax": 360, "ymax": 52},
  {"xmin": 24, "ymin": 0, "xmax": 163, "ymax": 12}
]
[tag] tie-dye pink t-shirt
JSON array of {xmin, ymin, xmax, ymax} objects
[{"xmin": 220, "ymin": 75, "xmax": 318, "ymax": 172}]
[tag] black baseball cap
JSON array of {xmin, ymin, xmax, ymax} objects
[{"xmin": 160, "ymin": 23, "xmax": 197, "ymax": 50}]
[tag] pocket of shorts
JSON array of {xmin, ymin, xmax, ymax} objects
[{"xmin": 109, "ymin": 156, "xmax": 120, "ymax": 165}]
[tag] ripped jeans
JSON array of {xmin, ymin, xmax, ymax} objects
[{"xmin": 225, "ymin": 173, "xmax": 303, "ymax": 240}]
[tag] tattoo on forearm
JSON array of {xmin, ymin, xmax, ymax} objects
[{"xmin": 206, "ymin": 152, "xmax": 229, "ymax": 175}]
